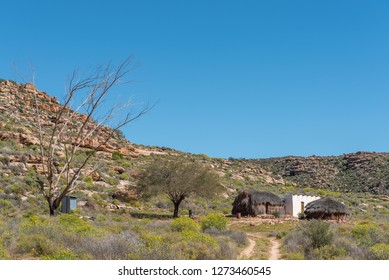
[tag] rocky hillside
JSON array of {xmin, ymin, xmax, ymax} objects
[
  {"xmin": 254, "ymin": 152, "xmax": 389, "ymax": 194},
  {"xmin": 1, "ymin": 79, "xmax": 388, "ymax": 203},
  {"xmin": 0, "ymin": 80, "xmax": 147, "ymax": 157}
]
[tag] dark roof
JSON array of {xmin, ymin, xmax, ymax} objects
[
  {"xmin": 304, "ymin": 197, "xmax": 348, "ymax": 215},
  {"xmin": 248, "ymin": 190, "xmax": 283, "ymax": 206},
  {"xmin": 231, "ymin": 190, "xmax": 283, "ymax": 215}
]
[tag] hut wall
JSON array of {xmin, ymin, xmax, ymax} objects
[
  {"xmin": 267, "ymin": 205, "xmax": 285, "ymax": 215},
  {"xmin": 306, "ymin": 212, "xmax": 347, "ymax": 221},
  {"xmin": 252, "ymin": 204, "xmax": 284, "ymax": 215},
  {"xmin": 281, "ymin": 194, "xmax": 320, "ymax": 217},
  {"xmin": 330, "ymin": 213, "xmax": 347, "ymax": 221},
  {"xmin": 252, "ymin": 204, "xmax": 266, "ymax": 215}
]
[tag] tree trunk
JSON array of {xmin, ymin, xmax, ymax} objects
[
  {"xmin": 48, "ymin": 197, "xmax": 62, "ymax": 216},
  {"xmin": 170, "ymin": 194, "xmax": 185, "ymax": 218},
  {"xmin": 49, "ymin": 203, "xmax": 57, "ymax": 216},
  {"xmin": 173, "ymin": 202, "xmax": 180, "ymax": 218}
]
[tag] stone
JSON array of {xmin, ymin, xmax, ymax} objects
[
  {"xmin": 112, "ymin": 166, "xmax": 125, "ymax": 174},
  {"xmin": 112, "ymin": 190, "xmax": 137, "ymax": 202},
  {"xmin": 91, "ymin": 171, "xmax": 101, "ymax": 181}
]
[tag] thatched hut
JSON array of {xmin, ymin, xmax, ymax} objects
[
  {"xmin": 232, "ymin": 190, "xmax": 284, "ymax": 216},
  {"xmin": 304, "ymin": 197, "xmax": 348, "ymax": 221}
]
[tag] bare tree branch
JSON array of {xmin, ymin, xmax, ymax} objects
[{"xmin": 31, "ymin": 57, "xmax": 151, "ymax": 216}]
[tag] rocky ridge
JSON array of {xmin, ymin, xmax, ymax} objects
[
  {"xmin": 255, "ymin": 152, "xmax": 389, "ymax": 194},
  {"xmin": 0, "ymin": 80, "xmax": 172, "ymax": 159}
]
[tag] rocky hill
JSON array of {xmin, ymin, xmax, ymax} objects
[
  {"xmin": 0, "ymin": 79, "xmax": 388, "ymax": 213},
  {"xmin": 254, "ymin": 152, "xmax": 389, "ymax": 194},
  {"xmin": 0, "ymin": 80, "xmax": 150, "ymax": 157}
]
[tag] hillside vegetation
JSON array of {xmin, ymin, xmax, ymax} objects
[{"xmin": 0, "ymin": 80, "xmax": 388, "ymax": 260}]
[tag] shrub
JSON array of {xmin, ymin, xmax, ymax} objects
[
  {"xmin": 21, "ymin": 215, "xmax": 45, "ymax": 227},
  {"xmin": 175, "ymin": 230, "xmax": 219, "ymax": 259},
  {"xmin": 297, "ymin": 212, "xmax": 305, "ymax": 219},
  {"xmin": 76, "ymin": 232, "xmax": 142, "ymax": 260},
  {"xmin": 59, "ymin": 214, "xmax": 94, "ymax": 235},
  {"xmin": 15, "ymin": 233, "xmax": 59, "ymax": 257},
  {"xmin": 284, "ymin": 220, "xmax": 333, "ymax": 259},
  {"xmin": 369, "ymin": 243, "xmax": 389, "ymax": 260},
  {"xmin": 0, "ymin": 199, "xmax": 15, "ymax": 215},
  {"xmin": 119, "ymin": 173, "xmax": 130, "ymax": 180},
  {"xmin": 303, "ymin": 220, "xmax": 333, "ymax": 249},
  {"xmin": 105, "ymin": 176, "xmax": 119, "ymax": 186},
  {"xmin": 216, "ymin": 240, "xmax": 239, "ymax": 260},
  {"xmin": 180, "ymin": 230, "xmax": 218, "ymax": 247},
  {"xmin": 200, "ymin": 213, "xmax": 227, "ymax": 231},
  {"xmin": 0, "ymin": 240, "xmax": 7, "ymax": 259},
  {"xmin": 284, "ymin": 252, "xmax": 304, "ymax": 260},
  {"xmin": 111, "ymin": 151, "xmax": 123, "ymax": 161},
  {"xmin": 84, "ymin": 176, "xmax": 94, "ymax": 185},
  {"xmin": 332, "ymin": 235, "xmax": 366, "ymax": 259},
  {"xmin": 272, "ymin": 211, "xmax": 281, "ymax": 218},
  {"xmin": 41, "ymin": 250, "xmax": 78, "ymax": 260},
  {"xmin": 317, "ymin": 189, "xmax": 326, "ymax": 196},
  {"xmin": 351, "ymin": 223, "xmax": 381, "ymax": 247},
  {"xmin": 0, "ymin": 156, "xmax": 10, "ymax": 166},
  {"xmin": 170, "ymin": 216, "xmax": 200, "ymax": 232},
  {"xmin": 269, "ymin": 230, "xmax": 287, "ymax": 240},
  {"xmin": 155, "ymin": 201, "xmax": 169, "ymax": 209},
  {"xmin": 312, "ymin": 244, "xmax": 348, "ymax": 260},
  {"xmin": 225, "ymin": 230, "xmax": 248, "ymax": 245}
]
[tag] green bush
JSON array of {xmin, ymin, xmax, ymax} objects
[
  {"xmin": 0, "ymin": 239, "xmax": 7, "ymax": 259},
  {"xmin": 297, "ymin": 212, "xmax": 305, "ymax": 219},
  {"xmin": 15, "ymin": 233, "xmax": 58, "ymax": 257},
  {"xmin": 119, "ymin": 173, "xmax": 130, "ymax": 180},
  {"xmin": 0, "ymin": 199, "xmax": 15, "ymax": 214},
  {"xmin": 40, "ymin": 249, "xmax": 78, "ymax": 260},
  {"xmin": 111, "ymin": 151, "xmax": 123, "ymax": 161},
  {"xmin": 105, "ymin": 176, "xmax": 119, "ymax": 186},
  {"xmin": 141, "ymin": 233, "xmax": 164, "ymax": 247},
  {"xmin": 284, "ymin": 220, "xmax": 334, "ymax": 259},
  {"xmin": 351, "ymin": 223, "xmax": 380, "ymax": 246},
  {"xmin": 180, "ymin": 230, "xmax": 218, "ymax": 247},
  {"xmin": 59, "ymin": 214, "xmax": 94, "ymax": 235},
  {"xmin": 21, "ymin": 215, "xmax": 46, "ymax": 227},
  {"xmin": 304, "ymin": 220, "xmax": 333, "ymax": 249},
  {"xmin": 312, "ymin": 244, "xmax": 348, "ymax": 260},
  {"xmin": 273, "ymin": 211, "xmax": 281, "ymax": 218},
  {"xmin": 284, "ymin": 252, "xmax": 304, "ymax": 260},
  {"xmin": 317, "ymin": 189, "xmax": 326, "ymax": 196},
  {"xmin": 170, "ymin": 216, "xmax": 200, "ymax": 232},
  {"xmin": 369, "ymin": 243, "xmax": 389, "ymax": 260},
  {"xmin": 175, "ymin": 230, "xmax": 219, "ymax": 259},
  {"xmin": 201, "ymin": 213, "xmax": 227, "ymax": 231}
]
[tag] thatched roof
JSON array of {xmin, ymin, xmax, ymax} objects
[
  {"xmin": 304, "ymin": 197, "xmax": 348, "ymax": 215},
  {"xmin": 232, "ymin": 190, "xmax": 283, "ymax": 215},
  {"xmin": 249, "ymin": 190, "xmax": 284, "ymax": 206}
]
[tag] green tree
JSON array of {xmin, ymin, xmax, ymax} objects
[{"xmin": 138, "ymin": 157, "xmax": 223, "ymax": 218}]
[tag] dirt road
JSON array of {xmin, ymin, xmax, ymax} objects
[
  {"xmin": 239, "ymin": 233, "xmax": 281, "ymax": 260},
  {"xmin": 269, "ymin": 237, "xmax": 281, "ymax": 260}
]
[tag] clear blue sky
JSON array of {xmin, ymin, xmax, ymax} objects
[{"xmin": 1, "ymin": 0, "xmax": 389, "ymax": 158}]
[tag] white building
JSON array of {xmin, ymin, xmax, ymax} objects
[{"xmin": 280, "ymin": 194, "xmax": 321, "ymax": 217}]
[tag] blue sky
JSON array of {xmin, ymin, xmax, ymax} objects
[{"xmin": 1, "ymin": 0, "xmax": 389, "ymax": 158}]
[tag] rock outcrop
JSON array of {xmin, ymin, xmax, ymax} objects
[{"xmin": 0, "ymin": 80, "xmax": 142, "ymax": 157}]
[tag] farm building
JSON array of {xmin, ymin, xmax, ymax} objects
[
  {"xmin": 304, "ymin": 197, "xmax": 349, "ymax": 221},
  {"xmin": 232, "ymin": 190, "xmax": 284, "ymax": 216},
  {"xmin": 280, "ymin": 194, "xmax": 321, "ymax": 217}
]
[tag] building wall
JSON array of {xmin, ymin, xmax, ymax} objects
[
  {"xmin": 281, "ymin": 195, "xmax": 320, "ymax": 217},
  {"xmin": 252, "ymin": 204, "xmax": 285, "ymax": 215},
  {"xmin": 267, "ymin": 205, "xmax": 285, "ymax": 215}
]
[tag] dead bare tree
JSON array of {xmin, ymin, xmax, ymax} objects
[{"xmin": 32, "ymin": 58, "xmax": 150, "ymax": 216}]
